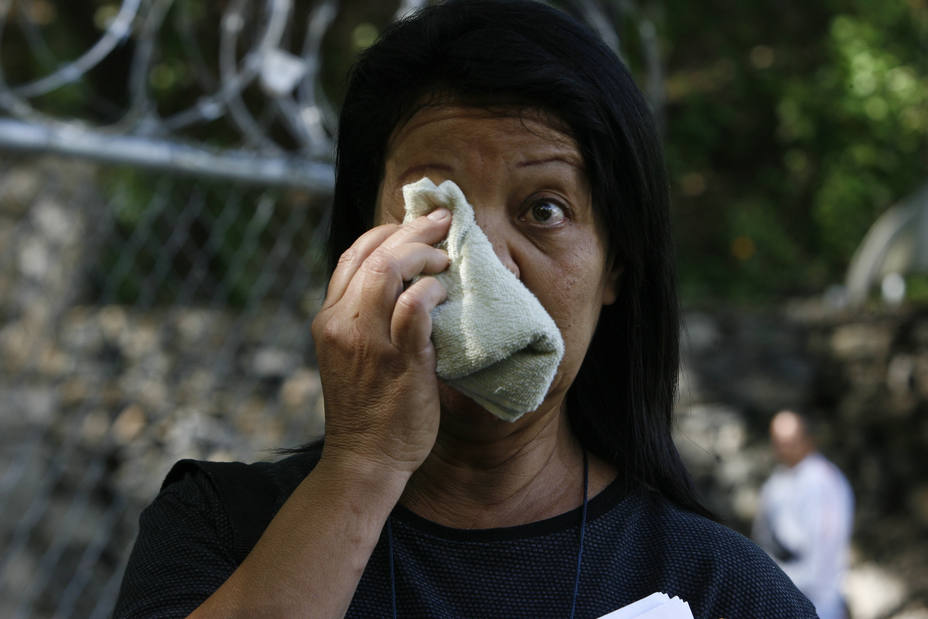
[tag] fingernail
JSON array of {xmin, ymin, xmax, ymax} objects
[{"xmin": 428, "ymin": 208, "xmax": 450, "ymax": 221}]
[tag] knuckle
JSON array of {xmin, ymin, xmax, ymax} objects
[
  {"xmin": 427, "ymin": 277, "xmax": 448, "ymax": 300},
  {"xmin": 409, "ymin": 214, "xmax": 430, "ymax": 229},
  {"xmin": 318, "ymin": 321, "xmax": 339, "ymax": 346},
  {"xmin": 310, "ymin": 313, "xmax": 323, "ymax": 339},
  {"xmin": 314, "ymin": 314, "xmax": 348, "ymax": 346},
  {"xmin": 310, "ymin": 310, "xmax": 330, "ymax": 339},
  {"xmin": 336, "ymin": 247, "xmax": 356, "ymax": 267},
  {"xmin": 430, "ymin": 248, "xmax": 451, "ymax": 269},
  {"xmin": 364, "ymin": 249, "xmax": 401, "ymax": 277},
  {"xmin": 413, "ymin": 214, "xmax": 442, "ymax": 235},
  {"xmin": 395, "ymin": 290, "xmax": 428, "ymax": 317}
]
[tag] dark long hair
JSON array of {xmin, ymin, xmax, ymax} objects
[{"xmin": 328, "ymin": 0, "xmax": 707, "ymax": 516}]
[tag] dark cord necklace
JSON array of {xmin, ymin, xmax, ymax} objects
[{"xmin": 386, "ymin": 450, "xmax": 590, "ymax": 619}]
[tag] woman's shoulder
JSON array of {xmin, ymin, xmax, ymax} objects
[
  {"xmin": 630, "ymin": 489, "xmax": 759, "ymax": 552},
  {"xmin": 162, "ymin": 443, "xmax": 322, "ymax": 500},
  {"xmin": 157, "ymin": 443, "xmax": 323, "ymax": 558},
  {"xmin": 606, "ymin": 489, "xmax": 817, "ymax": 617},
  {"xmin": 114, "ymin": 445, "xmax": 323, "ymax": 616},
  {"xmin": 630, "ymin": 490, "xmax": 786, "ymax": 572}
]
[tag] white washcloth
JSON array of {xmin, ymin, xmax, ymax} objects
[{"xmin": 402, "ymin": 178, "xmax": 565, "ymax": 422}]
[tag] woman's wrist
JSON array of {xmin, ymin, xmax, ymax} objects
[{"xmin": 313, "ymin": 447, "xmax": 413, "ymax": 513}]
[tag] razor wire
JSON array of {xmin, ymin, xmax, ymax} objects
[
  {"xmin": 0, "ymin": 0, "xmax": 341, "ymax": 190},
  {"xmin": 0, "ymin": 1, "xmax": 659, "ymax": 616},
  {"xmin": 0, "ymin": 0, "xmax": 662, "ymax": 182}
]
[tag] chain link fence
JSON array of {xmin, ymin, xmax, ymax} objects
[{"xmin": 0, "ymin": 1, "xmax": 654, "ymax": 616}]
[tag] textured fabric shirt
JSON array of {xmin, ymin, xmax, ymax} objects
[
  {"xmin": 115, "ymin": 447, "xmax": 817, "ymax": 618},
  {"xmin": 753, "ymin": 452, "xmax": 853, "ymax": 619}
]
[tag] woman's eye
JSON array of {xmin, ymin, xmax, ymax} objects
[{"xmin": 527, "ymin": 200, "xmax": 567, "ymax": 225}]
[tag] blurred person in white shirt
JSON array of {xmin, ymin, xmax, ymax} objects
[{"xmin": 753, "ymin": 410, "xmax": 855, "ymax": 619}]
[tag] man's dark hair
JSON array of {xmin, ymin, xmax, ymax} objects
[{"xmin": 329, "ymin": 0, "xmax": 707, "ymax": 516}]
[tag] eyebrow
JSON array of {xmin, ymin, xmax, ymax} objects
[{"xmin": 400, "ymin": 162, "xmax": 453, "ymax": 177}]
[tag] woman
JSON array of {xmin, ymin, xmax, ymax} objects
[{"xmin": 115, "ymin": 1, "xmax": 816, "ymax": 617}]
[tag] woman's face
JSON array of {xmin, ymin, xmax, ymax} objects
[{"xmin": 376, "ymin": 105, "xmax": 619, "ymax": 421}]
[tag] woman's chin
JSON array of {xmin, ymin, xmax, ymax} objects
[
  {"xmin": 436, "ymin": 382, "xmax": 560, "ymax": 440},
  {"xmin": 437, "ymin": 383, "xmax": 514, "ymax": 429}
]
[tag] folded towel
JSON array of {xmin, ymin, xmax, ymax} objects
[{"xmin": 402, "ymin": 177, "xmax": 565, "ymax": 422}]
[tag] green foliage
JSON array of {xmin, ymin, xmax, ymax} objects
[
  {"xmin": 907, "ymin": 273, "xmax": 928, "ymax": 303},
  {"xmin": 659, "ymin": 0, "xmax": 928, "ymax": 302},
  {"xmin": 791, "ymin": 9, "xmax": 926, "ymax": 268}
]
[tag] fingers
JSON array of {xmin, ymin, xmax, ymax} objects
[
  {"xmin": 390, "ymin": 276, "xmax": 448, "ymax": 353},
  {"xmin": 311, "ymin": 210, "xmax": 451, "ymax": 477},
  {"xmin": 324, "ymin": 209, "xmax": 451, "ymax": 309},
  {"xmin": 350, "ymin": 242, "xmax": 448, "ymax": 342},
  {"xmin": 362, "ymin": 240, "xmax": 449, "ymax": 287},
  {"xmin": 324, "ymin": 225, "xmax": 398, "ymax": 309}
]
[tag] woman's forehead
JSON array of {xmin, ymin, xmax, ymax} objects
[
  {"xmin": 386, "ymin": 104, "xmax": 580, "ymax": 163},
  {"xmin": 395, "ymin": 101, "xmax": 571, "ymax": 137},
  {"xmin": 400, "ymin": 102, "xmax": 567, "ymax": 129}
]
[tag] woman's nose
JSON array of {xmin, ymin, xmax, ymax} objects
[{"xmin": 474, "ymin": 211, "xmax": 521, "ymax": 280}]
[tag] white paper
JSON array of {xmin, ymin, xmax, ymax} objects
[{"xmin": 597, "ymin": 592, "xmax": 694, "ymax": 619}]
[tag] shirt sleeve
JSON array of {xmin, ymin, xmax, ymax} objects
[{"xmin": 112, "ymin": 467, "xmax": 239, "ymax": 618}]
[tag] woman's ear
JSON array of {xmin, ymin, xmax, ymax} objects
[{"xmin": 601, "ymin": 261, "xmax": 622, "ymax": 306}]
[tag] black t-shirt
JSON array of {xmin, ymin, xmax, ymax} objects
[{"xmin": 114, "ymin": 447, "xmax": 817, "ymax": 618}]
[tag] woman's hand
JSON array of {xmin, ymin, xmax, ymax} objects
[
  {"xmin": 312, "ymin": 208, "xmax": 452, "ymax": 477},
  {"xmin": 191, "ymin": 215, "xmax": 450, "ymax": 618},
  {"xmin": 189, "ymin": 213, "xmax": 451, "ymax": 618}
]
